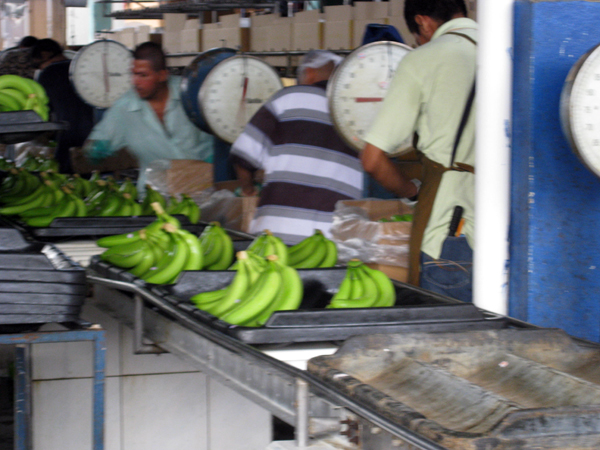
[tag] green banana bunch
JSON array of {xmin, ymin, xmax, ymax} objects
[
  {"xmin": 245, "ymin": 230, "xmax": 289, "ymax": 266},
  {"xmin": 0, "ymin": 168, "xmax": 42, "ymax": 204},
  {"xmin": 21, "ymin": 185, "xmax": 86, "ymax": 227},
  {"xmin": 165, "ymin": 193, "xmax": 201, "ymax": 224},
  {"xmin": 68, "ymin": 174, "xmax": 93, "ymax": 198},
  {"xmin": 0, "ymin": 75, "xmax": 49, "ymax": 120},
  {"xmin": 288, "ymin": 230, "xmax": 338, "ymax": 269},
  {"xmin": 141, "ymin": 185, "xmax": 166, "ymax": 215},
  {"xmin": 199, "ymin": 222, "xmax": 234, "ymax": 270},
  {"xmin": 118, "ymin": 178, "xmax": 138, "ymax": 200},
  {"xmin": 191, "ymin": 253, "xmax": 303, "ymax": 327},
  {"xmin": 327, "ymin": 259, "xmax": 396, "ymax": 309},
  {"xmin": 98, "ymin": 213, "xmax": 203, "ymax": 283},
  {"xmin": 0, "ymin": 157, "xmax": 14, "ymax": 171}
]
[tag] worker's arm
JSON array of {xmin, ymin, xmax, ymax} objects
[{"xmin": 361, "ymin": 143, "xmax": 419, "ymax": 199}]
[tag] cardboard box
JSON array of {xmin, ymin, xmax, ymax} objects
[
  {"xmin": 162, "ymin": 31, "xmax": 181, "ymax": 54},
  {"xmin": 135, "ymin": 25, "xmax": 151, "ymax": 45},
  {"xmin": 353, "ymin": 1, "xmax": 390, "ymax": 20},
  {"xmin": 353, "ymin": 18, "xmax": 388, "ymax": 48},
  {"xmin": 184, "ymin": 19, "xmax": 199, "ymax": 30},
  {"xmin": 167, "ymin": 160, "xmax": 213, "ymax": 195},
  {"xmin": 366, "ymin": 263, "xmax": 409, "ymax": 283},
  {"xmin": 219, "ymin": 13, "xmax": 240, "ymax": 28},
  {"xmin": 267, "ymin": 18, "xmax": 293, "ymax": 51},
  {"xmin": 293, "ymin": 22, "xmax": 323, "ymax": 50},
  {"xmin": 180, "ymin": 28, "xmax": 202, "ymax": 53},
  {"xmin": 163, "ymin": 13, "xmax": 188, "ymax": 33},
  {"xmin": 202, "ymin": 180, "xmax": 259, "ymax": 233},
  {"xmin": 117, "ymin": 28, "xmax": 136, "ymax": 49},
  {"xmin": 330, "ymin": 199, "xmax": 413, "ymax": 269},
  {"xmin": 324, "ymin": 5, "xmax": 353, "ymax": 22},
  {"xmin": 323, "ymin": 20, "xmax": 353, "ymax": 50},
  {"xmin": 388, "ymin": 0, "xmax": 405, "ymax": 18},
  {"xmin": 250, "ymin": 26, "xmax": 268, "ymax": 51},
  {"xmin": 294, "ymin": 9, "xmax": 322, "ymax": 23},
  {"xmin": 387, "ymin": 15, "xmax": 416, "ymax": 48}
]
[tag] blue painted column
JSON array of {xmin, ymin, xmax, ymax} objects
[{"xmin": 511, "ymin": 0, "xmax": 600, "ymax": 341}]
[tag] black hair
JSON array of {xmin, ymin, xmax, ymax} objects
[
  {"xmin": 133, "ymin": 41, "xmax": 166, "ymax": 72},
  {"xmin": 404, "ymin": 0, "xmax": 468, "ymax": 35},
  {"xmin": 31, "ymin": 38, "xmax": 63, "ymax": 60},
  {"xmin": 18, "ymin": 36, "xmax": 38, "ymax": 48}
]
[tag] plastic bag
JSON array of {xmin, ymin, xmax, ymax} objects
[{"xmin": 329, "ymin": 198, "xmax": 412, "ymax": 267}]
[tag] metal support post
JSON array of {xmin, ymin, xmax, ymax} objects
[
  {"xmin": 295, "ymin": 378, "xmax": 309, "ymax": 448},
  {"xmin": 14, "ymin": 344, "xmax": 30, "ymax": 450},
  {"xmin": 134, "ymin": 294, "xmax": 168, "ymax": 354}
]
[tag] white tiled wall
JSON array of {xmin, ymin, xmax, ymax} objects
[{"xmin": 30, "ymin": 302, "xmax": 272, "ymax": 450}]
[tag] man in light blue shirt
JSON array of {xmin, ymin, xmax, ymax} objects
[{"xmin": 86, "ymin": 41, "xmax": 214, "ymax": 193}]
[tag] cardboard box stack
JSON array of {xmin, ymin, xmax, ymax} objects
[
  {"xmin": 292, "ymin": 10, "xmax": 323, "ymax": 51},
  {"xmin": 352, "ymin": 1, "xmax": 389, "ymax": 48},
  {"xmin": 323, "ymin": 5, "xmax": 353, "ymax": 50},
  {"xmin": 202, "ymin": 13, "xmax": 244, "ymax": 51},
  {"xmin": 180, "ymin": 19, "xmax": 202, "ymax": 52},
  {"xmin": 267, "ymin": 17, "xmax": 293, "ymax": 51},
  {"xmin": 163, "ymin": 13, "xmax": 187, "ymax": 53}
]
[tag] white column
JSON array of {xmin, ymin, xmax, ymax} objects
[{"xmin": 474, "ymin": 0, "xmax": 513, "ymax": 315}]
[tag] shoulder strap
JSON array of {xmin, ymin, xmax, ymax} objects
[{"xmin": 445, "ymin": 31, "xmax": 477, "ymax": 169}]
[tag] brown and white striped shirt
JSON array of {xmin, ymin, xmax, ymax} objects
[{"xmin": 230, "ymin": 82, "xmax": 364, "ymax": 245}]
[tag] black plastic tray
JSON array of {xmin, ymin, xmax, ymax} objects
[
  {"xmin": 150, "ymin": 269, "xmax": 508, "ymax": 344},
  {"xmin": 0, "ymin": 304, "xmax": 81, "ymax": 314},
  {"xmin": 0, "ymin": 313, "xmax": 78, "ymax": 325},
  {"xmin": 0, "ymin": 111, "xmax": 68, "ymax": 145},
  {"xmin": 0, "ymin": 226, "xmax": 39, "ymax": 251},
  {"xmin": 0, "ymin": 292, "xmax": 85, "ymax": 305},
  {"xmin": 0, "ymin": 282, "xmax": 88, "ymax": 295},
  {"xmin": 22, "ymin": 215, "xmax": 205, "ymax": 239}
]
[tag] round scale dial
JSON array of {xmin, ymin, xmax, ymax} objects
[
  {"xmin": 198, "ymin": 55, "xmax": 283, "ymax": 143},
  {"xmin": 560, "ymin": 42, "xmax": 600, "ymax": 178},
  {"xmin": 69, "ymin": 40, "xmax": 133, "ymax": 109},
  {"xmin": 327, "ymin": 41, "xmax": 413, "ymax": 152}
]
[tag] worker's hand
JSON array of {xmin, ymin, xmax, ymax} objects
[
  {"xmin": 84, "ymin": 140, "xmax": 111, "ymax": 165},
  {"xmin": 240, "ymin": 185, "xmax": 259, "ymax": 197}
]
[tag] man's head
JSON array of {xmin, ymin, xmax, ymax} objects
[
  {"xmin": 297, "ymin": 50, "xmax": 343, "ymax": 85},
  {"xmin": 132, "ymin": 41, "xmax": 168, "ymax": 100},
  {"xmin": 404, "ymin": 0, "xmax": 467, "ymax": 45},
  {"xmin": 31, "ymin": 38, "xmax": 64, "ymax": 69},
  {"xmin": 18, "ymin": 36, "xmax": 38, "ymax": 49}
]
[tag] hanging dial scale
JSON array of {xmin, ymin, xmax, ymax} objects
[
  {"xmin": 181, "ymin": 48, "xmax": 283, "ymax": 143},
  {"xmin": 560, "ymin": 42, "xmax": 600, "ymax": 178},
  {"xmin": 327, "ymin": 41, "xmax": 413, "ymax": 152},
  {"xmin": 69, "ymin": 39, "xmax": 133, "ymax": 109}
]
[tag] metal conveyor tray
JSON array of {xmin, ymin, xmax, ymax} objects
[{"xmin": 308, "ymin": 328, "xmax": 600, "ymax": 449}]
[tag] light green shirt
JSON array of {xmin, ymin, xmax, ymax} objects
[
  {"xmin": 89, "ymin": 75, "xmax": 214, "ymax": 192},
  {"xmin": 364, "ymin": 18, "xmax": 477, "ymax": 259}
]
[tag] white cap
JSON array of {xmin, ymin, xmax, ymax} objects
[{"xmin": 299, "ymin": 50, "xmax": 343, "ymax": 71}]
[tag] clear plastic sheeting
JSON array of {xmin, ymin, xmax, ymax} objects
[
  {"xmin": 196, "ymin": 187, "xmax": 257, "ymax": 234},
  {"xmin": 329, "ymin": 199, "xmax": 412, "ymax": 267}
]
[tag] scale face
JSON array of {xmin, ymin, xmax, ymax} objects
[
  {"xmin": 327, "ymin": 41, "xmax": 413, "ymax": 152},
  {"xmin": 198, "ymin": 55, "xmax": 283, "ymax": 143},
  {"xmin": 69, "ymin": 40, "xmax": 133, "ymax": 109},
  {"xmin": 560, "ymin": 42, "xmax": 600, "ymax": 178}
]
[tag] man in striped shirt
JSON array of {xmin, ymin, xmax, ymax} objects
[{"xmin": 230, "ymin": 50, "xmax": 364, "ymax": 245}]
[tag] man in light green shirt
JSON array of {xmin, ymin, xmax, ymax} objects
[
  {"xmin": 87, "ymin": 42, "xmax": 214, "ymax": 193},
  {"xmin": 362, "ymin": 0, "xmax": 476, "ymax": 302}
]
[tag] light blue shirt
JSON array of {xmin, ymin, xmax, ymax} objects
[{"xmin": 89, "ymin": 75, "xmax": 214, "ymax": 192}]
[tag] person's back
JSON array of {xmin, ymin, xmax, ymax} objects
[
  {"xmin": 0, "ymin": 36, "xmax": 39, "ymax": 78},
  {"xmin": 38, "ymin": 59, "xmax": 95, "ymax": 173}
]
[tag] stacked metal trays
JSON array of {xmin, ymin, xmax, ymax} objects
[
  {"xmin": 89, "ymin": 237, "xmax": 508, "ymax": 344},
  {"xmin": 0, "ymin": 227, "xmax": 86, "ymax": 328},
  {"xmin": 307, "ymin": 328, "xmax": 600, "ymax": 449}
]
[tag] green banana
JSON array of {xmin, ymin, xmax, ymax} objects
[
  {"xmin": 220, "ymin": 261, "xmax": 283, "ymax": 325},
  {"xmin": 361, "ymin": 265, "xmax": 396, "ymax": 307},
  {"xmin": 328, "ymin": 271, "xmax": 352, "ymax": 306},
  {"xmin": 0, "ymin": 75, "xmax": 35, "ymax": 96},
  {"xmin": 143, "ymin": 229, "xmax": 189, "ymax": 284},
  {"xmin": 128, "ymin": 240, "xmax": 156, "ymax": 277},
  {"xmin": 0, "ymin": 88, "xmax": 27, "ymax": 109},
  {"xmin": 291, "ymin": 232, "xmax": 327, "ymax": 269},
  {"xmin": 175, "ymin": 228, "xmax": 203, "ymax": 271},
  {"xmin": 0, "ymin": 91, "xmax": 22, "ymax": 111},
  {"xmin": 22, "ymin": 78, "xmax": 48, "ymax": 104},
  {"xmin": 318, "ymin": 238, "xmax": 338, "ymax": 268},
  {"xmin": 205, "ymin": 253, "xmax": 251, "ymax": 317},
  {"xmin": 288, "ymin": 232, "xmax": 322, "ymax": 267},
  {"xmin": 190, "ymin": 288, "xmax": 228, "ymax": 309},
  {"xmin": 206, "ymin": 225, "xmax": 234, "ymax": 270},
  {"xmin": 200, "ymin": 223, "xmax": 223, "ymax": 268},
  {"xmin": 252, "ymin": 259, "xmax": 303, "ymax": 327},
  {"xmin": 97, "ymin": 229, "xmax": 143, "ymax": 248},
  {"xmin": 0, "ymin": 186, "xmax": 49, "ymax": 215},
  {"xmin": 97, "ymin": 191, "xmax": 123, "ymax": 217},
  {"xmin": 101, "ymin": 238, "xmax": 149, "ymax": 268},
  {"xmin": 182, "ymin": 194, "xmax": 200, "ymax": 224}
]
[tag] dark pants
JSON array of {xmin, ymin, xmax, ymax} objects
[{"xmin": 420, "ymin": 236, "xmax": 473, "ymax": 303}]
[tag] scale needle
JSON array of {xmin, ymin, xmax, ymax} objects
[{"xmin": 102, "ymin": 48, "xmax": 110, "ymax": 100}]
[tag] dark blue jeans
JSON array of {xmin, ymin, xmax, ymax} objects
[{"xmin": 420, "ymin": 236, "xmax": 473, "ymax": 303}]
